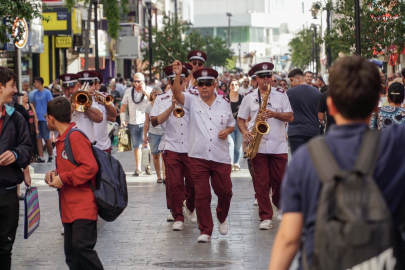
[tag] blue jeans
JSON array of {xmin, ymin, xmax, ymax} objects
[
  {"xmin": 228, "ymin": 124, "xmax": 243, "ymax": 164},
  {"xmin": 288, "ymin": 135, "xmax": 313, "ymax": 155},
  {"xmin": 148, "ymin": 133, "xmax": 162, "ymax": 155}
]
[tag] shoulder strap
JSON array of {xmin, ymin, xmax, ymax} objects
[
  {"xmin": 354, "ymin": 129, "xmax": 380, "ymax": 176},
  {"xmin": 307, "ymin": 137, "xmax": 344, "ymax": 184},
  {"xmin": 64, "ymin": 128, "xmax": 90, "ymax": 166}
]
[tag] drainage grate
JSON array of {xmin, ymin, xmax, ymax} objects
[{"xmin": 153, "ymin": 261, "xmax": 231, "ymax": 268}]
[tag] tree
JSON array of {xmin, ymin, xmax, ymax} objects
[
  {"xmin": 141, "ymin": 17, "xmax": 233, "ymax": 75},
  {"xmin": 324, "ymin": 0, "xmax": 405, "ymax": 59},
  {"xmin": 288, "ymin": 28, "xmax": 314, "ymax": 70},
  {"xmin": 0, "ymin": 0, "xmax": 49, "ymax": 44}
]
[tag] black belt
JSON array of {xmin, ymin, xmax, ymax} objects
[{"xmin": 0, "ymin": 185, "xmax": 17, "ymax": 195}]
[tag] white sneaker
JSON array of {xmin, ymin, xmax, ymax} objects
[
  {"xmin": 253, "ymin": 199, "xmax": 258, "ymax": 206},
  {"xmin": 183, "ymin": 200, "xmax": 197, "ymax": 223},
  {"xmin": 231, "ymin": 164, "xmax": 235, "ymax": 171},
  {"xmin": 167, "ymin": 213, "xmax": 174, "ymax": 222},
  {"xmin": 61, "ymin": 227, "xmax": 64, "ymax": 235},
  {"xmin": 234, "ymin": 164, "xmax": 241, "ymax": 171},
  {"xmin": 217, "ymin": 214, "xmax": 228, "ymax": 235},
  {"xmin": 172, "ymin": 221, "xmax": 184, "ymax": 231},
  {"xmin": 274, "ymin": 208, "xmax": 283, "ymax": 222},
  {"xmin": 259, "ymin": 219, "xmax": 272, "ymax": 230},
  {"xmin": 197, "ymin": 234, "xmax": 211, "ymax": 243}
]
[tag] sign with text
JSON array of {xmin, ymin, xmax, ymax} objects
[
  {"xmin": 57, "ymin": 12, "xmax": 68, "ymax": 20},
  {"xmin": 55, "ymin": 36, "xmax": 72, "ymax": 48},
  {"xmin": 76, "ymin": 47, "xmax": 93, "ymax": 54}
]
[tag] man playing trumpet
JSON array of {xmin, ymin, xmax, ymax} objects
[
  {"xmin": 150, "ymin": 65, "xmax": 196, "ymax": 230},
  {"xmin": 237, "ymin": 62, "xmax": 293, "ymax": 230},
  {"xmin": 171, "ymin": 60, "xmax": 235, "ymax": 243}
]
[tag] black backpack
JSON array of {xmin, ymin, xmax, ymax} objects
[
  {"xmin": 64, "ymin": 128, "xmax": 128, "ymax": 222},
  {"xmin": 305, "ymin": 129, "xmax": 395, "ymax": 270}
]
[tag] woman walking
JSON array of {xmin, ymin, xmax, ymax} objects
[
  {"xmin": 227, "ymin": 79, "xmax": 244, "ymax": 171},
  {"xmin": 144, "ymin": 87, "xmax": 166, "ymax": 183}
]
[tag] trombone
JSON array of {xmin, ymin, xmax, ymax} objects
[
  {"xmin": 95, "ymin": 91, "xmax": 114, "ymax": 105},
  {"xmin": 70, "ymin": 82, "xmax": 92, "ymax": 112}
]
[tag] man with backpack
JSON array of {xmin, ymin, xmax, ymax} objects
[
  {"xmin": 44, "ymin": 97, "xmax": 103, "ymax": 270},
  {"xmin": 269, "ymin": 56, "xmax": 405, "ymax": 270}
]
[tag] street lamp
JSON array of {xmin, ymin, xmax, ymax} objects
[
  {"xmin": 226, "ymin": 13, "xmax": 232, "ymax": 47},
  {"xmin": 238, "ymin": 43, "xmax": 241, "ymax": 68}
]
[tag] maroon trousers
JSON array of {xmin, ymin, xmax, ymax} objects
[
  {"xmin": 163, "ymin": 151, "xmax": 195, "ymax": 222},
  {"xmin": 250, "ymin": 153, "xmax": 288, "ymax": 221},
  {"xmin": 190, "ymin": 157, "xmax": 232, "ymax": 236}
]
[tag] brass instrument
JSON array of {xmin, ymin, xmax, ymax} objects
[
  {"xmin": 95, "ymin": 91, "xmax": 114, "ymax": 105},
  {"xmin": 118, "ymin": 127, "xmax": 132, "ymax": 152},
  {"xmin": 173, "ymin": 104, "xmax": 185, "ymax": 118},
  {"xmin": 245, "ymin": 84, "xmax": 271, "ymax": 159},
  {"xmin": 70, "ymin": 82, "xmax": 92, "ymax": 112}
]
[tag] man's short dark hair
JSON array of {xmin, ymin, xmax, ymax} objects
[
  {"xmin": 329, "ymin": 56, "xmax": 380, "ymax": 120},
  {"xmin": 117, "ymin": 73, "xmax": 122, "ymax": 78},
  {"xmin": 47, "ymin": 97, "xmax": 71, "ymax": 123},
  {"xmin": 304, "ymin": 71, "xmax": 313, "ymax": 76},
  {"xmin": 34, "ymin": 77, "xmax": 44, "ymax": 86},
  {"xmin": 129, "ymin": 78, "xmax": 134, "ymax": 83},
  {"xmin": 0, "ymin": 67, "xmax": 17, "ymax": 87},
  {"xmin": 118, "ymin": 78, "xmax": 124, "ymax": 83},
  {"xmin": 288, "ymin": 69, "xmax": 304, "ymax": 78},
  {"xmin": 99, "ymin": 85, "xmax": 108, "ymax": 93}
]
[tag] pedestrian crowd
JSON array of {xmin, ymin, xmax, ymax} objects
[{"xmin": 0, "ymin": 53, "xmax": 405, "ymax": 270}]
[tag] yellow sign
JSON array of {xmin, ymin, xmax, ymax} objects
[
  {"xmin": 72, "ymin": 9, "xmax": 82, "ymax": 35},
  {"xmin": 13, "ymin": 18, "xmax": 28, "ymax": 49},
  {"xmin": 55, "ymin": 36, "xmax": 72, "ymax": 48},
  {"xmin": 43, "ymin": 12, "xmax": 68, "ymax": 31}
]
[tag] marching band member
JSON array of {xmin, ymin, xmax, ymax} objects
[
  {"xmin": 72, "ymin": 71, "xmax": 103, "ymax": 143},
  {"xmin": 237, "ymin": 62, "xmax": 293, "ymax": 230},
  {"xmin": 186, "ymin": 51, "xmax": 207, "ymax": 90},
  {"xmin": 150, "ymin": 65, "xmax": 196, "ymax": 231},
  {"xmin": 78, "ymin": 71, "xmax": 117, "ymax": 153},
  {"xmin": 172, "ymin": 60, "xmax": 235, "ymax": 243},
  {"xmin": 59, "ymin": 74, "xmax": 81, "ymax": 98}
]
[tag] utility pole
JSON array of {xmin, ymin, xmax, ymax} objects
[
  {"xmin": 174, "ymin": 0, "xmax": 178, "ymax": 20},
  {"xmin": 226, "ymin": 13, "xmax": 232, "ymax": 47},
  {"xmin": 94, "ymin": 1, "xmax": 99, "ymax": 71},
  {"xmin": 147, "ymin": 3, "xmax": 153, "ymax": 82},
  {"xmin": 314, "ymin": 25, "xmax": 318, "ymax": 75},
  {"xmin": 354, "ymin": 0, "xmax": 361, "ymax": 55},
  {"xmin": 326, "ymin": 8, "xmax": 332, "ymax": 68}
]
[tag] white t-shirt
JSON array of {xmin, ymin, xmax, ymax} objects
[
  {"xmin": 145, "ymin": 103, "xmax": 163, "ymax": 135},
  {"xmin": 71, "ymin": 97, "xmax": 102, "ymax": 143},
  {"xmin": 183, "ymin": 92, "xmax": 235, "ymax": 164},
  {"xmin": 238, "ymin": 88, "xmax": 292, "ymax": 154},
  {"xmin": 94, "ymin": 103, "xmax": 111, "ymax": 150},
  {"xmin": 121, "ymin": 87, "xmax": 151, "ymax": 125},
  {"xmin": 238, "ymin": 86, "xmax": 253, "ymax": 95}
]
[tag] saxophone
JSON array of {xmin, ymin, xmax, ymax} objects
[{"xmin": 245, "ymin": 84, "xmax": 271, "ymax": 159}]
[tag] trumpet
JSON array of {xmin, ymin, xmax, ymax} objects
[
  {"xmin": 70, "ymin": 82, "xmax": 92, "ymax": 112},
  {"xmin": 95, "ymin": 91, "xmax": 114, "ymax": 105},
  {"xmin": 173, "ymin": 104, "xmax": 185, "ymax": 118}
]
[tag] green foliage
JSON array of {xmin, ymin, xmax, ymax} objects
[
  {"xmin": 324, "ymin": 0, "xmax": 405, "ymax": 59},
  {"xmin": 288, "ymin": 28, "xmax": 314, "ymax": 70},
  {"xmin": 65, "ymin": 0, "xmax": 129, "ymax": 39},
  {"xmin": 0, "ymin": 0, "xmax": 50, "ymax": 44},
  {"xmin": 141, "ymin": 16, "xmax": 233, "ymax": 75}
]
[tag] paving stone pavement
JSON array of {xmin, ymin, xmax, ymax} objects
[{"xmin": 12, "ymin": 147, "xmax": 297, "ymax": 270}]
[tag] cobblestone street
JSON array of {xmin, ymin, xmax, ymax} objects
[{"xmin": 11, "ymin": 148, "xmax": 295, "ymax": 270}]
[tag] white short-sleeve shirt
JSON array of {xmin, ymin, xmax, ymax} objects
[
  {"xmin": 183, "ymin": 91, "xmax": 236, "ymax": 164},
  {"xmin": 122, "ymin": 87, "xmax": 151, "ymax": 125},
  {"xmin": 71, "ymin": 97, "xmax": 102, "ymax": 143},
  {"xmin": 238, "ymin": 88, "xmax": 292, "ymax": 154},
  {"xmin": 94, "ymin": 103, "xmax": 111, "ymax": 151},
  {"xmin": 150, "ymin": 90, "xmax": 190, "ymax": 153}
]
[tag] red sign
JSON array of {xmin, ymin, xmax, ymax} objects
[
  {"xmin": 389, "ymin": 54, "xmax": 398, "ymax": 66},
  {"xmin": 80, "ymin": 57, "xmax": 105, "ymax": 71}
]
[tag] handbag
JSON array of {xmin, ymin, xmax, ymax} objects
[{"xmin": 24, "ymin": 186, "xmax": 40, "ymax": 239}]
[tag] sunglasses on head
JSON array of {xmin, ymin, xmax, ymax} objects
[
  {"xmin": 191, "ymin": 61, "xmax": 204, "ymax": 67},
  {"xmin": 197, "ymin": 81, "xmax": 214, "ymax": 87},
  {"xmin": 257, "ymin": 73, "xmax": 272, "ymax": 79}
]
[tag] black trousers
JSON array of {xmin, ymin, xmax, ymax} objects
[
  {"xmin": 64, "ymin": 219, "xmax": 104, "ymax": 270},
  {"xmin": 0, "ymin": 191, "xmax": 19, "ymax": 270}
]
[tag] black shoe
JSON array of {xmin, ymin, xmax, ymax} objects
[
  {"xmin": 132, "ymin": 169, "xmax": 142, "ymax": 177},
  {"xmin": 47, "ymin": 157, "xmax": 53, "ymax": 164},
  {"xmin": 145, "ymin": 166, "xmax": 153, "ymax": 175},
  {"xmin": 36, "ymin": 158, "xmax": 45, "ymax": 163}
]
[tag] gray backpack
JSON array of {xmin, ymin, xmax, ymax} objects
[{"xmin": 305, "ymin": 130, "xmax": 396, "ymax": 270}]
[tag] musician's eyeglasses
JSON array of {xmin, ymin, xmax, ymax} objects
[
  {"xmin": 257, "ymin": 73, "xmax": 272, "ymax": 79},
  {"xmin": 191, "ymin": 61, "xmax": 204, "ymax": 67},
  {"xmin": 197, "ymin": 81, "xmax": 214, "ymax": 87}
]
